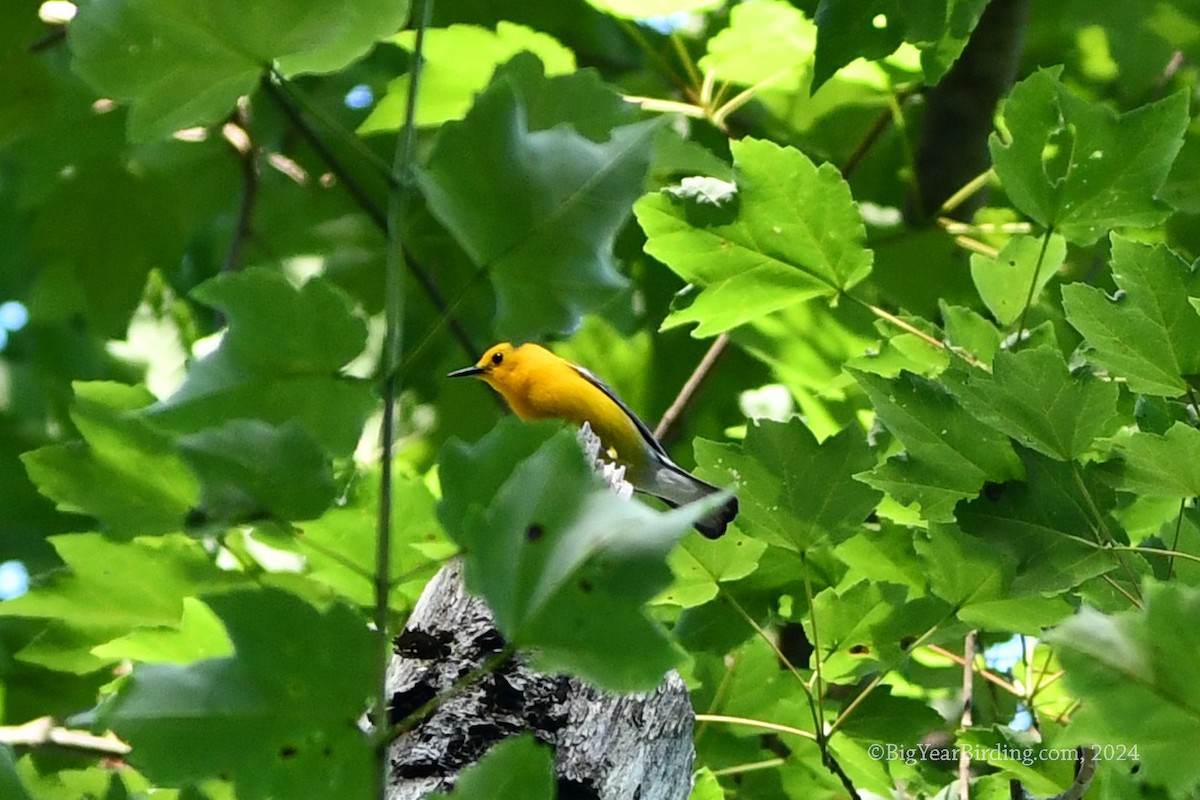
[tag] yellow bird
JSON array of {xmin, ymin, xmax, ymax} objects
[{"xmin": 449, "ymin": 342, "xmax": 738, "ymax": 538}]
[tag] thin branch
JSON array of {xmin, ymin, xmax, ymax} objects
[
  {"xmin": 385, "ymin": 644, "xmax": 517, "ymax": 741},
  {"xmin": 26, "ymin": 27, "xmax": 66, "ymax": 53},
  {"xmin": 842, "ymin": 86, "xmax": 918, "ymax": 179},
  {"xmin": 938, "ymin": 169, "xmax": 995, "ymax": 218},
  {"xmin": 693, "ymin": 714, "xmax": 817, "ymax": 741},
  {"xmin": 710, "ymin": 757, "xmax": 788, "ymax": 777},
  {"xmin": 654, "ymin": 333, "xmax": 730, "ymax": 443},
  {"xmin": 1014, "ymin": 226, "xmax": 1054, "ymax": 342},
  {"xmin": 711, "ymin": 66, "xmax": 796, "ymax": 127},
  {"xmin": 927, "ymin": 643, "xmax": 1021, "ymax": 696},
  {"xmin": 0, "ymin": 717, "xmax": 129, "ymax": 757},
  {"xmin": 220, "ymin": 108, "xmax": 260, "ymax": 275},
  {"xmin": 1169, "ymin": 499, "xmax": 1187, "ymax": 580},
  {"xmin": 374, "ymin": 2, "xmax": 434, "ymax": 796},
  {"xmin": 829, "ymin": 623, "xmax": 943, "ymax": 733},
  {"xmin": 958, "ymin": 630, "xmax": 977, "ymax": 800},
  {"xmin": 260, "ymin": 72, "xmax": 479, "ymax": 361}
]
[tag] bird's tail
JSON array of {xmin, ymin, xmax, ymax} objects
[{"xmin": 647, "ymin": 460, "xmax": 739, "ymax": 539}]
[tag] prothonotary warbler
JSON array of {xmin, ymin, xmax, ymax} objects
[{"xmin": 448, "ymin": 342, "xmax": 738, "ymax": 538}]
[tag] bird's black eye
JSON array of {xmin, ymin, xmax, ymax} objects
[{"xmin": 491, "ymin": 351, "xmax": 504, "ymax": 365}]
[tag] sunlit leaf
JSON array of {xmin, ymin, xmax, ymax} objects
[
  {"xmin": 990, "ymin": 69, "xmax": 1188, "ymax": 244},
  {"xmin": 1062, "ymin": 235, "xmax": 1200, "ymax": 396}
]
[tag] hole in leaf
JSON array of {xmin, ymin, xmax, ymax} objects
[
  {"xmin": 280, "ymin": 745, "xmax": 297, "ymax": 759},
  {"xmin": 849, "ymin": 644, "xmax": 870, "ymax": 655},
  {"xmin": 526, "ymin": 523, "xmax": 545, "ymax": 542}
]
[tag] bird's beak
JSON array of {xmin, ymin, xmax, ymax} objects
[{"xmin": 447, "ymin": 365, "xmax": 485, "ymax": 378}]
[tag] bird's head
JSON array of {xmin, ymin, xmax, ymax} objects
[{"xmin": 447, "ymin": 342, "xmax": 520, "ymax": 390}]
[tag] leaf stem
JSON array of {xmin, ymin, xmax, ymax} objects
[
  {"xmin": 1068, "ymin": 462, "xmax": 1144, "ymax": 604},
  {"xmin": 828, "ymin": 622, "xmax": 942, "ymax": 733},
  {"xmin": 693, "ymin": 714, "xmax": 817, "ymax": 741},
  {"xmin": 1014, "ymin": 225, "xmax": 1053, "ymax": 342},
  {"xmin": 374, "ymin": 2, "xmax": 434, "ymax": 795},
  {"xmin": 937, "ymin": 168, "xmax": 995, "ymax": 217},
  {"xmin": 669, "ymin": 31, "xmax": 702, "ymax": 88},
  {"xmin": 1169, "ymin": 499, "xmax": 1187, "ymax": 580}
]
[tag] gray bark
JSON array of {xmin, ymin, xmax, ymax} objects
[{"xmin": 384, "ymin": 560, "xmax": 695, "ymax": 800}]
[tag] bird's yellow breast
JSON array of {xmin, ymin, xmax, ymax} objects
[{"xmin": 483, "ymin": 345, "xmax": 646, "ymax": 469}]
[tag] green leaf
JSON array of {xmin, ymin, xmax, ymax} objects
[
  {"xmin": 360, "ymin": 24, "xmax": 575, "ymax": 132},
  {"xmin": 698, "ymin": 0, "xmax": 816, "ymax": 88},
  {"xmin": 288, "ymin": 470, "xmax": 447, "ymax": 610},
  {"xmin": 148, "ymin": 269, "xmax": 374, "ymax": 455},
  {"xmin": 833, "ymin": 521, "xmax": 927, "ymax": 595},
  {"xmin": 438, "ymin": 420, "xmax": 713, "ymax": 690},
  {"xmin": 989, "ymin": 69, "xmax": 1189, "ymax": 244},
  {"xmin": 942, "ymin": 346, "xmax": 1120, "ymax": 461},
  {"xmin": 813, "ymin": 0, "xmax": 990, "ymax": 88},
  {"xmin": 1062, "ymin": 236, "xmax": 1200, "ymax": 396},
  {"xmin": 956, "ymin": 449, "xmax": 1125, "ymax": 597},
  {"xmin": 854, "ymin": 370, "xmax": 1023, "ymax": 522},
  {"xmin": 0, "ymin": 533, "xmax": 239, "ymax": 629},
  {"xmin": 635, "ymin": 137, "xmax": 873, "ymax": 336},
  {"xmin": 836, "ymin": 687, "xmax": 945, "ymax": 745},
  {"xmin": 432, "ymin": 735, "xmax": 554, "ymax": 800},
  {"xmin": 29, "ymin": 164, "xmax": 184, "ymax": 336},
  {"xmin": 418, "ymin": 55, "xmax": 658, "ymax": 339},
  {"xmin": 0, "ymin": 748, "xmax": 34, "ymax": 800},
  {"xmin": 178, "ymin": 419, "xmax": 336, "ymax": 522},
  {"xmin": 274, "ymin": 0, "xmax": 410, "ymax": 76},
  {"xmin": 663, "ymin": 528, "xmax": 766, "ymax": 608},
  {"xmin": 190, "ymin": 270, "xmax": 366, "ymax": 374},
  {"xmin": 91, "ymin": 597, "xmax": 234, "ymax": 664},
  {"xmin": 807, "ymin": 581, "xmax": 914, "ymax": 681},
  {"xmin": 697, "ymin": 419, "xmax": 880, "ymax": 552},
  {"xmin": 969, "ymin": 233, "xmax": 1067, "ymax": 326},
  {"xmin": 914, "ymin": 525, "xmax": 1014, "ymax": 610},
  {"xmin": 69, "ymin": 0, "xmax": 409, "ymax": 140},
  {"xmin": 21, "ymin": 382, "xmax": 198, "ymax": 537},
  {"xmin": 1111, "ymin": 423, "xmax": 1200, "ymax": 499},
  {"xmin": 1048, "ymin": 582, "xmax": 1200, "ymax": 796},
  {"xmin": 90, "ymin": 590, "xmax": 374, "ymax": 800},
  {"xmin": 939, "ymin": 302, "xmax": 1003, "ymax": 365}
]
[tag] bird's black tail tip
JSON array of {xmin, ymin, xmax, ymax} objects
[{"xmin": 695, "ymin": 495, "xmax": 739, "ymax": 539}]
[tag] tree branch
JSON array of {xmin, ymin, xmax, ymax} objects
[
  {"xmin": 260, "ymin": 72, "xmax": 479, "ymax": 361},
  {"xmin": 653, "ymin": 332, "xmax": 730, "ymax": 444}
]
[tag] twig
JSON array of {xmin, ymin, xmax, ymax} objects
[
  {"xmin": 26, "ymin": 27, "xmax": 66, "ymax": 53},
  {"xmin": 221, "ymin": 107, "xmax": 259, "ymax": 275},
  {"xmin": 693, "ymin": 714, "xmax": 817, "ymax": 741},
  {"xmin": 842, "ymin": 87, "xmax": 918, "ymax": 179},
  {"xmin": 654, "ymin": 333, "xmax": 730, "ymax": 443},
  {"xmin": 374, "ymin": 1, "xmax": 434, "ymax": 796},
  {"xmin": 927, "ymin": 643, "xmax": 1021, "ymax": 695},
  {"xmin": 0, "ymin": 717, "xmax": 129, "ymax": 757},
  {"xmin": 938, "ymin": 169, "xmax": 995, "ymax": 217},
  {"xmin": 1169, "ymin": 499, "xmax": 1187, "ymax": 580},
  {"xmin": 260, "ymin": 73, "xmax": 479, "ymax": 360},
  {"xmin": 1014, "ymin": 226, "xmax": 1054, "ymax": 341},
  {"xmin": 386, "ymin": 644, "xmax": 517, "ymax": 741},
  {"xmin": 959, "ymin": 630, "xmax": 977, "ymax": 800}
]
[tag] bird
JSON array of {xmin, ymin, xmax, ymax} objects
[{"xmin": 448, "ymin": 342, "xmax": 738, "ymax": 538}]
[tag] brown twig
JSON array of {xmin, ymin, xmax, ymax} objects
[
  {"xmin": 221, "ymin": 106, "xmax": 259, "ymax": 275},
  {"xmin": 959, "ymin": 630, "xmax": 977, "ymax": 800},
  {"xmin": 0, "ymin": 717, "xmax": 129, "ymax": 757},
  {"xmin": 653, "ymin": 332, "xmax": 730, "ymax": 443}
]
